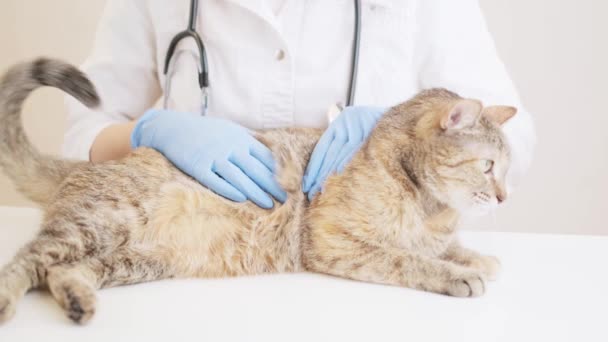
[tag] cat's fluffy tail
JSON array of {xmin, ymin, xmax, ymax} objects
[{"xmin": 0, "ymin": 58, "xmax": 100, "ymax": 205}]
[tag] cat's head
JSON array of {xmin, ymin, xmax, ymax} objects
[{"xmin": 385, "ymin": 89, "xmax": 516, "ymax": 215}]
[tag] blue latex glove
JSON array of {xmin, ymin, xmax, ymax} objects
[
  {"xmin": 131, "ymin": 109, "xmax": 287, "ymax": 209},
  {"xmin": 302, "ymin": 106, "xmax": 386, "ymax": 201}
]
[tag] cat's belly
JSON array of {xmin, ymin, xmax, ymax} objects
[{"xmin": 132, "ymin": 180, "xmax": 305, "ymax": 278}]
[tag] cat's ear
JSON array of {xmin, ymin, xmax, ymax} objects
[
  {"xmin": 440, "ymin": 99, "xmax": 483, "ymax": 131},
  {"xmin": 482, "ymin": 106, "xmax": 517, "ymax": 126}
]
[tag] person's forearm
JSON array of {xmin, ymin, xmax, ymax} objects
[{"xmin": 89, "ymin": 121, "xmax": 137, "ymax": 163}]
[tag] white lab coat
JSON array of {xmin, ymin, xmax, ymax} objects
[{"xmin": 63, "ymin": 0, "xmax": 535, "ymax": 189}]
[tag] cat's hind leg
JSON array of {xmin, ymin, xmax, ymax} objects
[
  {"xmin": 46, "ymin": 250, "xmax": 174, "ymax": 324},
  {"xmin": 46, "ymin": 263, "xmax": 99, "ymax": 324},
  {"xmin": 0, "ymin": 230, "xmax": 92, "ymax": 323},
  {"xmin": 0, "ymin": 210, "xmax": 117, "ymax": 324},
  {"xmin": 91, "ymin": 250, "xmax": 174, "ymax": 289}
]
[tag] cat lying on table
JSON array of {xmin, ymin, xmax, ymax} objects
[{"xmin": 0, "ymin": 58, "xmax": 512, "ymax": 324}]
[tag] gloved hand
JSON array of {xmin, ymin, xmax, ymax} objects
[
  {"xmin": 131, "ymin": 109, "xmax": 287, "ymax": 209},
  {"xmin": 302, "ymin": 106, "xmax": 386, "ymax": 201}
]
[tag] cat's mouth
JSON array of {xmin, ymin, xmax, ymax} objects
[{"xmin": 461, "ymin": 192, "xmax": 497, "ymax": 217}]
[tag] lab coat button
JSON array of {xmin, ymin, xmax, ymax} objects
[{"xmin": 275, "ymin": 49, "xmax": 285, "ymax": 61}]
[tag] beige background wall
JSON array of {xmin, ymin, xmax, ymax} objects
[{"xmin": 0, "ymin": 1, "xmax": 606, "ymax": 235}]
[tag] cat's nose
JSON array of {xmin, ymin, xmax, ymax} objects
[{"xmin": 495, "ymin": 182, "xmax": 507, "ymax": 204}]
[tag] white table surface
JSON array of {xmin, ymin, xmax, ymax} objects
[{"xmin": 0, "ymin": 206, "xmax": 606, "ymax": 342}]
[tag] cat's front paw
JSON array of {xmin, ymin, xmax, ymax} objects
[
  {"xmin": 0, "ymin": 293, "xmax": 17, "ymax": 324},
  {"xmin": 472, "ymin": 255, "xmax": 501, "ymax": 281},
  {"xmin": 446, "ymin": 272, "xmax": 486, "ymax": 297}
]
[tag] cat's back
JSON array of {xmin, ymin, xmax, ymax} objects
[
  {"xmin": 54, "ymin": 147, "xmax": 179, "ymax": 205},
  {"xmin": 55, "ymin": 127, "xmax": 321, "ymax": 210},
  {"xmin": 255, "ymin": 127, "xmax": 322, "ymax": 193}
]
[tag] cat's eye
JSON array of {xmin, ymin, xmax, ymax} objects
[{"xmin": 481, "ymin": 160, "xmax": 494, "ymax": 174}]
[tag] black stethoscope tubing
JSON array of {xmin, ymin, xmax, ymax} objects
[{"xmin": 164, "ymin": 0, "xmax": 361, "ymax": 107}]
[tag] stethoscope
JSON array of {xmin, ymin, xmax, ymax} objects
[{"xmin": 163, "ymin": 0, "xmax": 362, "ymax": 115}]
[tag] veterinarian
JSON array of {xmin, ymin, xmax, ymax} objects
[{"xmin": 63, "ymin": 0, "xmax": 535, "ymax": 209}]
